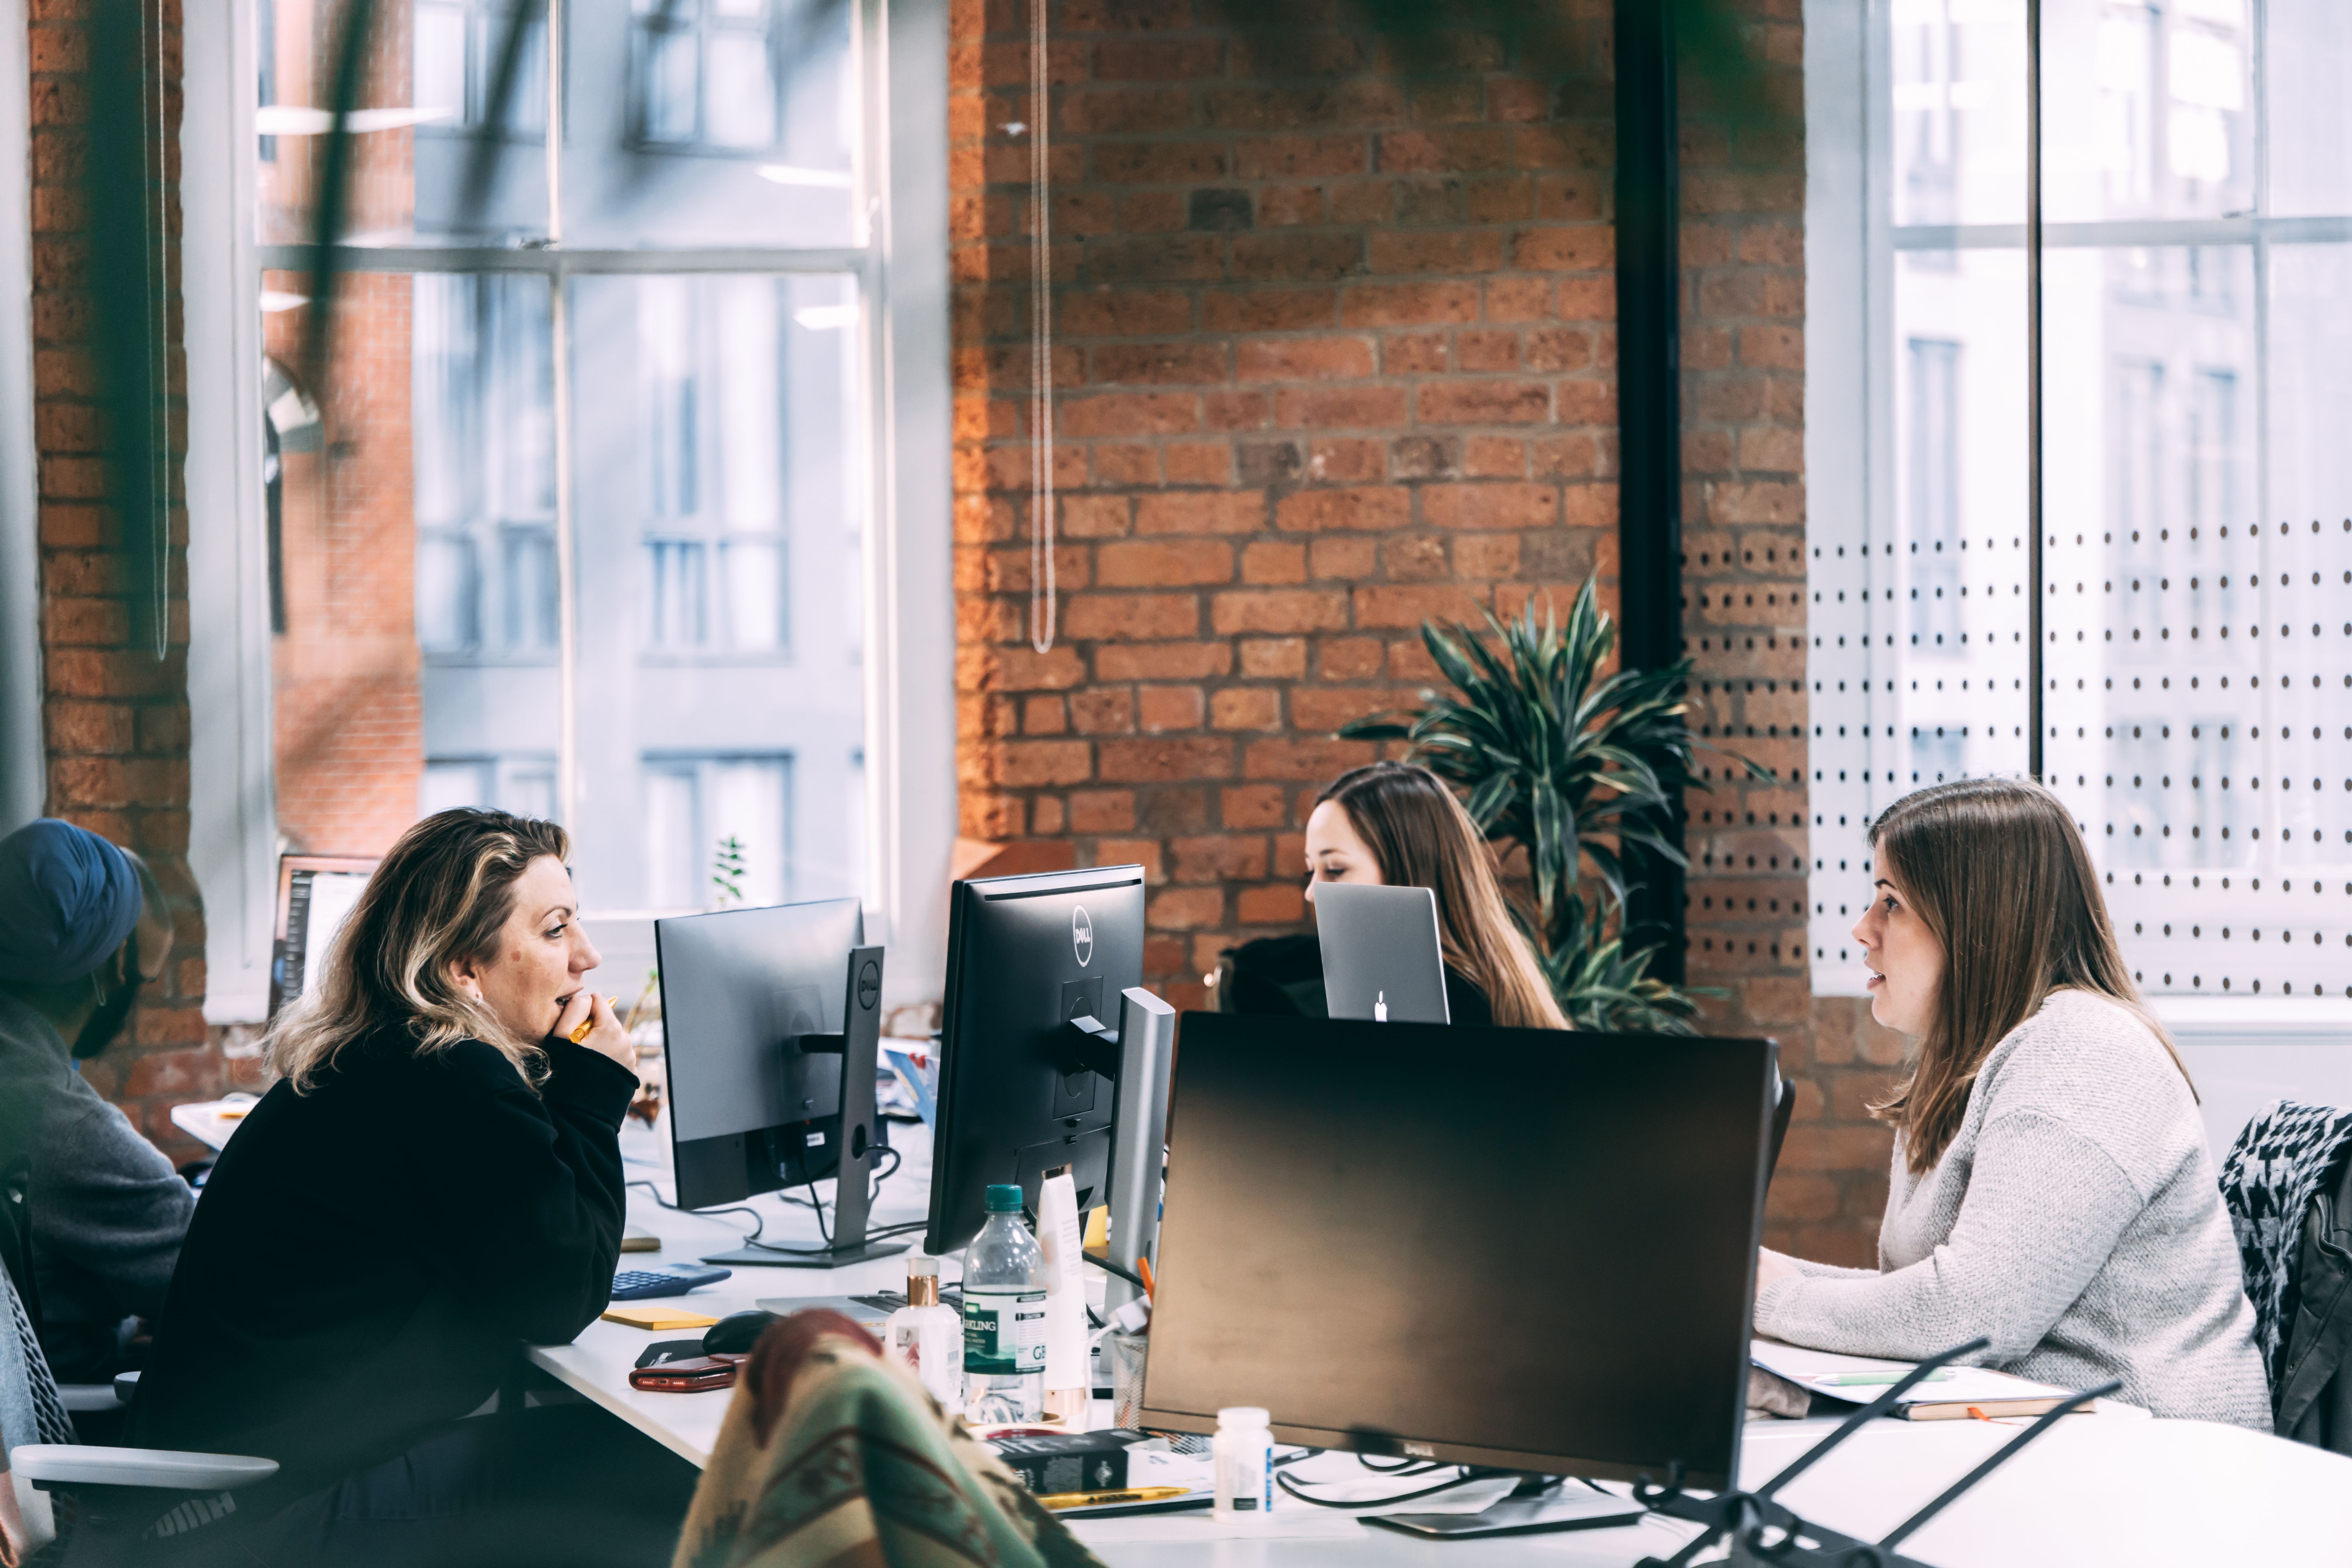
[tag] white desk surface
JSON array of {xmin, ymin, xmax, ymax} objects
[
  {"xmin": 525, "ymin": 1111, "xmax": 945, "ymax": 1468},
  {"xmin": 542, "ymin": 1116, "xmax": 2352, "ymax": 1565}
]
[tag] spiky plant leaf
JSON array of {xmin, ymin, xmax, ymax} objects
[{"xmin": 1338, "ymin": 573, "xmax": 1773, "ymax": 1032}]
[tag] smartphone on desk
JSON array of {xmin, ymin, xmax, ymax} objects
[{"xmin": 628, "ymin": 1354, "xmax": 742, "ymax": 1393}]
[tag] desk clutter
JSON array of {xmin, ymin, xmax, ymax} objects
[{"xmin": 573, "ymin": 872, "xmax": 2327, "ymax": 1561}]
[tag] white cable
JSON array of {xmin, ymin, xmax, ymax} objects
[{"xmin": 1027, "ymin": 0, "xmax": 1055, "ymax": 655}]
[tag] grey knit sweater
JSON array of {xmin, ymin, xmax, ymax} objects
[{"xmin": 1755, "ymin": 989, "xmax": 2271, "ymax": 1429}]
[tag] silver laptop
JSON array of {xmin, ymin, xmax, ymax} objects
[{"xmin": 1314, "ymin": 882, "xmax": 1450, "ymax": 1024}]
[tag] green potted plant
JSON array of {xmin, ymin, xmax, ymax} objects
[{"xmin": 1341, "ymin": 575, "xmax": 1771, "ymax": 1032}]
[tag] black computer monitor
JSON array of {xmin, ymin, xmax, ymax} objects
[
  {"xmin": 1139, "ymin": 1013, "xmax": 1774, "ymax": 1499},
  {"xmin": 922, "ymin": 864, "xmax": 1148, "ymax": 1256},
  {"xmin": 656, "ymin": 899, "xmax": 903, "ymax": 1265}
]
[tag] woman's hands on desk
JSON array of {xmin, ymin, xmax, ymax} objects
[
  {"xmin": 1755, "ymin": 1247, "xmax": 1803, "ymax": 1299},
  {"xmin": 552, "ymin": 990, "xmax": 640, "ymax": 1072}
]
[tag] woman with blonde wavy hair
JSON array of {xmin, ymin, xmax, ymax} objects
[
  {"xmin": 124, "ymin": 809, "xmax": 697, "ymax": 1566},
  {"xmin": 1753, "ymin": 777, "xmax": 2268, "ymax": 1428}
]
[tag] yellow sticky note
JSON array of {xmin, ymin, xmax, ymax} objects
[
  {"xmin": 1083, "ymin": 1205, "xmax": 1109, "ymax": 1251},
  {"xmin": 600, "ymin": 1305, "xmax": 720, "ymax": 1331}
]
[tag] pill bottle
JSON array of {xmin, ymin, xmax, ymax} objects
[{"xmin": 1212, "ymin": 1405, "xmax": 1273, "ymax": 1517}]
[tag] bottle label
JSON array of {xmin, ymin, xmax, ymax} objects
[{"xmin": 962, "ymin": 1287, "xmax": 1048, "ymax": 1375}]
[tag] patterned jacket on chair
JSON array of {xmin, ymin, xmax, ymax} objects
[{"xmin": 2218, "ymin": 1099, "xmax": 2352, "ymax": 1413}]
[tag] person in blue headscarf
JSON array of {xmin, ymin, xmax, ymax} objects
[{"xmin": 0, "ymin": 819, "xmax": 195, "ymax": 1390}]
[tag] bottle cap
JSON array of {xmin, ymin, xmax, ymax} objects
[
  {"xmin": 1217, "ymin": 1406, "xmax": 1270, "ymax": 1428},
  {"xmin": 907, "ymin": 1262, "xmax": 941, "ymax": 1308},
  {"xmin": 985, "ymin": 1183, "xmax": 1024, "ymax": 1213}
]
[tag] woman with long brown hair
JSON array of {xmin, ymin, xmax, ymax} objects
[
  {"xmin": 1306, "ymin": 761, "xmax": 1568, "ymax": 1030},
  {"xmin": 1754, "ymin": 778, "xmax": 2267, "ymax": 1427},
  {"xmin": 124, "ymin": 809, "xmax": 696, "ymax": 1564}
]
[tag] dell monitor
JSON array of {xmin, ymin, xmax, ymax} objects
[
  {"xmin": 922, "ymin": 864, "xmax": 1151, "ymax": 1258},
  {"xmin": 1139, "ymin": 1013, "xmax": 1775, "ymax": 1511},
  {"xmin": 655, "ymin": 898, "xmax": 905, "ymax": 1266}
]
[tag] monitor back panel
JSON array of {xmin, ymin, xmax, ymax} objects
[
  {"xmin": 1139, "ymin": 1014, "xmax": 1773, "ymax": 1490},
  {"xmin": 658, "ymin": 898, "xmax": 862, "ymax": 1209},
  {"xmin": 926, "ymin": 867, "xmax": 1146, "ymax": 1253},
  {"xmin": 1314, "ymin": 882, "xmax": 1450, "ymax": 1024}
]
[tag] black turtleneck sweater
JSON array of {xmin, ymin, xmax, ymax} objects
[{"xmin": 127, "ymin": 1027, "xmax": 636, "ymax": 1515}]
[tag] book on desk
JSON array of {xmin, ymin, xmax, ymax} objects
[{"xmin": 1751, "ymin": 1339, "xmax": 2087, "ymax": 1421}]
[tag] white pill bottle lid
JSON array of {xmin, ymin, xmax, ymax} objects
[{"xmin": 1216, "ymin": 1406, "xmax": 1270, "ymax": 1429}]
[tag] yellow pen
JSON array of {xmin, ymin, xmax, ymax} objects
[{"xmin": 1035, "ymin": 1485, "xmax": 1195, "ymax": 1510}]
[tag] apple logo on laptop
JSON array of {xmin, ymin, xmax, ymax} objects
[{"xmin": 1374, "ymin": 990, "xmax": 1388, "ymax": 1022}]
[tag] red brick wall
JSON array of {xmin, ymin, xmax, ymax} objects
[
  {"xmin": 267, "ymin": 266, "xmax": 424, "ymax": 860},
  {"xmin": 265, "ymin": 0, "xmax": 424, "ymax": 859},
  {"xmin": 29, "ymin": 0, "xmax": 219, "ymax": 1160},
  {"xmin": 952, "ymin": 0, "xmax": 1623, "ymax": 1000},
  {"xmin": 951, "ymin": 0, "xmax": 1897, "ymax": 1264}
]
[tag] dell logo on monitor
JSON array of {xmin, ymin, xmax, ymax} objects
[{"xmin": 1072, "ymin": 906, "xmax": 1094, "ymax": 967}]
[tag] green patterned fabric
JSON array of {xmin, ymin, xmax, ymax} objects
[{"xmin": 673, "ymin": 1312, "xmax": 1104, "ymax": 1568}]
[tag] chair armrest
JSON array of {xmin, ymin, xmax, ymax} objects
[
  {"xmin": 10, "ymin": 1445, "xmax": 278, "ymax": 1490},
  {"xmin": 55, "ymin": 1384, "xmax": 123, "ymax": 1413}
]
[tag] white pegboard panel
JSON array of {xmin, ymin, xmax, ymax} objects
[
  {"xmin": 1807, "ymin": 534, "xmax": 1885, "ymax": 995},
  {"xmin": 2044, "ymin": 513, "xmax": 2352, "ymax": 1000}
]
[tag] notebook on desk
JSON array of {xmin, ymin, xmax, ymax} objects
[{"xmin": 1751, "ymin": 1339, "xmax": 2082, "ymax": 1421}]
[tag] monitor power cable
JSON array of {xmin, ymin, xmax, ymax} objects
[
  {"xmin": 626, "ymin": 1181, "xmax": 770, "ymax": 1244},
  {"xmin": 1080, "ymin": 1251, "xmax": 1147, "ymax": 1292},
  {"xmin": 628, "ymin": 1149, "xmax": 926, "ymax": 1259},
  {"xmin": 751, "ymin": 1148, "xmax": 923, "ymax": 1256},
  {"xmin": 1274, "ymin": 1465, "xmax": 1486, "ymax": 1510}
]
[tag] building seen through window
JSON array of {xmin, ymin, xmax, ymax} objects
[
  {"xmin": 1809, "ymin": 0, "xmax": 2352, "ymax": 997},
  {"xmin": 259, "ymin": 0, "xmax": 870, "ymax": 915}
]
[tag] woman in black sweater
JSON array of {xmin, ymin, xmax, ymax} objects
[{"xmin": 121, "ymin": 810, "xmax": 694, "ymax": 1567}]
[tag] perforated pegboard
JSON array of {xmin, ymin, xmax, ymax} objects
[{"xmin": 2042, "ymin": 514, "xmax": 2352, "ymax": 999}]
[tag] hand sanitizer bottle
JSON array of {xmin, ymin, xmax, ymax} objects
[
  {"xmin": 886, "ymin": 1255, "xmax": 964, "ymax": 1410},
  {"xmin": 962, "ymin": 1184, "xmax": 1048, "ymax": 1423},
  {"xmin": 1213, "ymin": 1406, "xmax": 1274, "ymax": 1517}
]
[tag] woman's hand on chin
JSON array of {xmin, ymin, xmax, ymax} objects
[{"xmin": 551, "ymin": 990, "xmax": 639, "ymax": 1071}]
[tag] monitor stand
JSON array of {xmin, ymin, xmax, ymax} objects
[
  {"xmin": 1364, "ymin": 1478, "xmax": 1645, "ymax": 1540},
  {"xmin": 704, "ymin": 944, "xmax": 912, "ymax": 1270}
]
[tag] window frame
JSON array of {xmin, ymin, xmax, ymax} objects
[
  {"xmin": 0, "ymin": 0, "xmax": 41, "ymax": 831},
  {"xmin": 1803, "ymin": 0, "xmax": 2352, "ymax": 1026},
  {"xmin": 183, "ymin": 0, "xmax": 953, "ymax": 1023}
]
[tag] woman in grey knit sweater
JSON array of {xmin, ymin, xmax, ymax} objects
[{"xmin": 1752, "ymin": 778, "xmax": 2271, "ymax": 1429}]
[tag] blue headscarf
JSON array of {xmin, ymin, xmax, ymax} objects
[{"xmin": 0, "ymin": 819, "xmax": 142, "ymax": 986}]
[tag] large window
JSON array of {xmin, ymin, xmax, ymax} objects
[
  {"xmin": 1808, "ymin": 0, "xmax": 2352, "ymax": 1001},
  {"xmin": 186, "ymin": 0, "xmax": 952, "ymax": 1021}
]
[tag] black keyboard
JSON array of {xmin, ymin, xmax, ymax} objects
[{"xmin": 611, "ymin": 1264, "xmax": 732, "ymax": 1301}]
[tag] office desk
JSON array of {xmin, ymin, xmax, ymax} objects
[
  {"xmin": 552, "ymin": 1119, "xmax": 2352, "ymax": 1563},
  {"xmin": 1070, "ymin": 1415, "xmax": 2352, "ymax": 1565},
  {"xmin": 524, "ymin": 1114, "xmax": 940, "ymax": 1466}
]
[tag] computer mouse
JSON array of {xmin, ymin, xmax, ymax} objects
[{"xmin": 702, "ymin": 1310, "xmax": 779, "ymax": 1357}]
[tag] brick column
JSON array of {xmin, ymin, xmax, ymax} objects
[{"xmin": 30, "ymin": 0, "xmax": 219, "ymax": 1162}]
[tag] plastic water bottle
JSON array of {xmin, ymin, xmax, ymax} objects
[{"xmin": 962, "ymin": 1183, "xmax": 1048, "ymax": 1422}]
